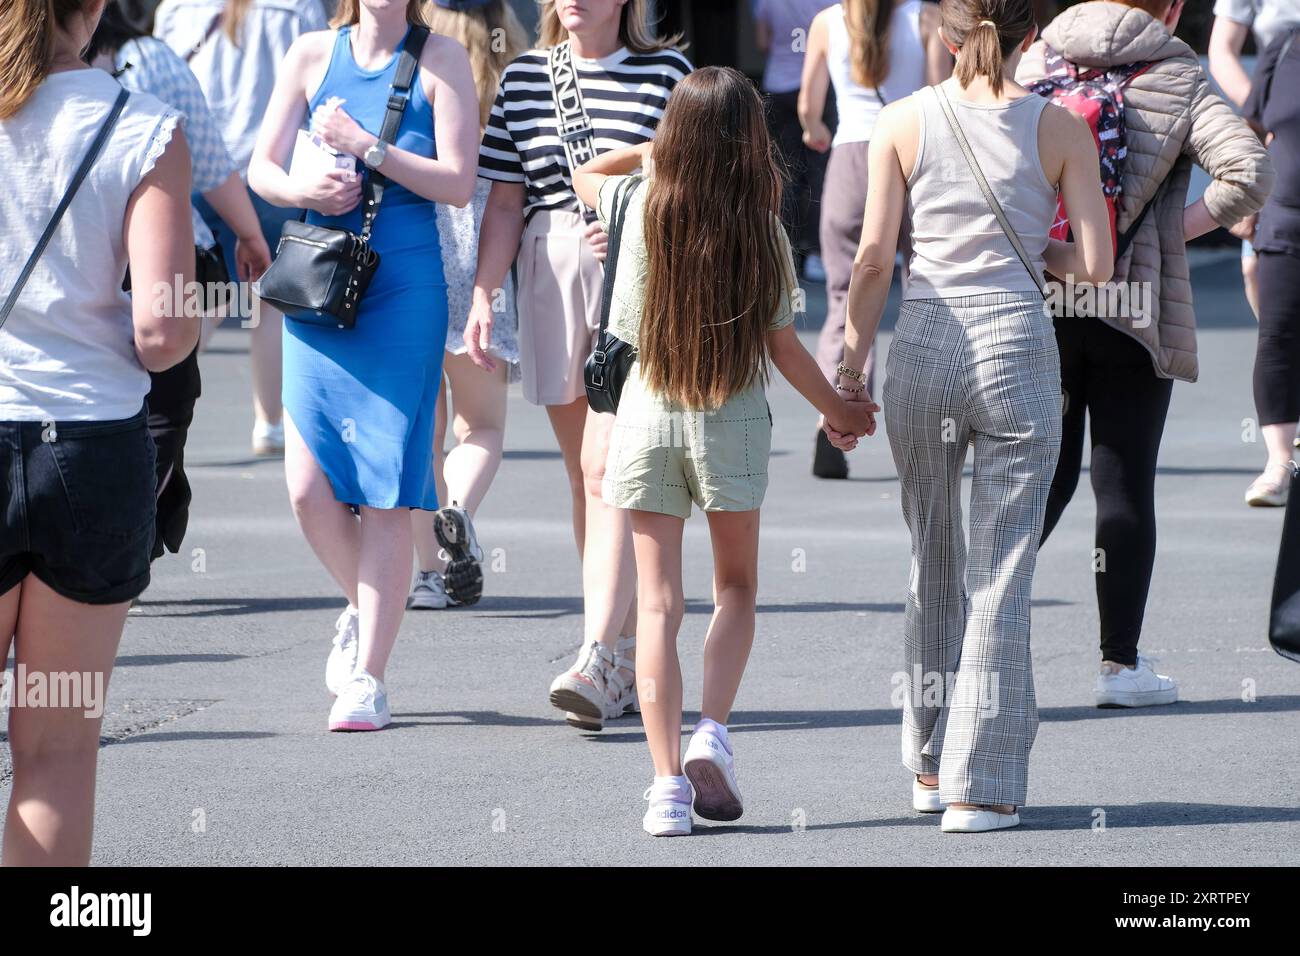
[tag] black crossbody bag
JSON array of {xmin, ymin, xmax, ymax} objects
[
  {"xmin": 584, "ymin": 176, "xmax": 643, "ymax": 414},
  {"xmin": 256, "ymin": 26, "xmax": 429, "ymax": 330}
]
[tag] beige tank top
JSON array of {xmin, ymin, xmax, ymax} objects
[{"xmin": 904, "ymin": 82, "xmax": 1058, "ymax": 300}]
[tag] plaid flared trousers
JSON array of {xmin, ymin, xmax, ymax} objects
[{"xmin": 883, "ymin": 292, "xmax": 1062, "ymax": 808}]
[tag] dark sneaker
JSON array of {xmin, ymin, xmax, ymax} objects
[{"xmin": 434, "ymin": 503, "xmax": 484, "ymax": 605}]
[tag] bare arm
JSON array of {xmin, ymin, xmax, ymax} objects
[
  {"xmin": 840, "ymin": 106, "xmax": 909, "ymax": 386},
  {"xmin": 463, "ymin": 179, "xmax": 526, "ymax": 371},
  {"xmin": 202, "ymin": 170, "xmax": 271, "ymax": 281},
  {"xmin": 572, "ymin": 142, "xmax": 650, "ymax": 210},
  {"xmin": 247, "ymin": 35, "xmax": 362, "ymax": 216},
  {"xmin": 312, "ymin": 36, "xmax": 480, "ymax": 208},
  {"xmin": 769, "ymin": 323, "xmax": 875, "ymax": 439},
  {"xmin": 1041, "ymin": 107, "xmax": 1113, "ymax": 284},
  {"xmin": 797, "ymin": 11, "xmax": 833, "ymax": 153},
  {"xmin": 126, "ymin": 128, "xmax": 198, "ymax": 372},
  {"xmin": 1208, "ymin": 17, "xmax": 1254, "ymax": 109}
]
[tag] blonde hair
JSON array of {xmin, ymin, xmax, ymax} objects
[
  {"xmin": 844, "ymin": 0, "xmax": 892, "ymax": 88},
  {"xmin": 0, "ymin": 0, "xmax": 87, "ymax": 120},
  {"xmin": 222, "ymin": 0, "xmax": 253, "ymax": 44},
  {"xmin": 536, "ymin": 0, "xmax": 681, "ymax": 52},
  {"xmin": 424, "ymin": 1, "xmax": 529, "ymax": 128}
]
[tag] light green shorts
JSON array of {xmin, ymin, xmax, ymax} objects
[{"xmin": 601, "ymin": 366, "xmax": 772, "ymax": 519}]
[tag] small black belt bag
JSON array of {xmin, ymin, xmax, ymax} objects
[{"xmin": 255, "ymin": 26, "xmax": 429, "ymax": 330}]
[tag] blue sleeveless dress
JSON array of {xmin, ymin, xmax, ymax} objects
[{"xmin": 283, "ymin": 25, "xmax": 447, "ymax": 510}]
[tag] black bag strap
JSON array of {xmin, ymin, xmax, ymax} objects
[
  {"xmin": 548, "ymin": 41, "xmax": 600, "ymax": 224},
  {"xmin": 184, "ymin": 12, "xmax": 224, "ymax": 64},
  {"xmin": 934, "ymin": 83, "xmax": 1046, "ymax": 298},
  {"xmin": 1115, "ymin": 187, "xmax": 1159, "ymax": 262},
  {"xmin": 595, "ymin": 176, "xmax": 644, "ymax": 347},
  {"xmin": 359, "ymin": 26, "xmax": 429, "ymax": 242},
  {"xmin": 1, "ymin": 86, "xmax": 130, "ymax": 331}
]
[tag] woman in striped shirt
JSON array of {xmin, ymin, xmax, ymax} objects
[{"xmin": 465, "ymin": 0, "xmax": 690, "ymax": 732}]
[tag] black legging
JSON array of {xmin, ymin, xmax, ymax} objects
[
  {"xmin": 1040, "ymin": 316, "xmax": 1173, "ymax": 666},
  {"xmin": 1254, "ymin": 249, "xmax": 1300, "ymax": 427}
]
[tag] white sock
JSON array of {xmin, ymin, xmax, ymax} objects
[{"xmin": 653, "ymin": 774, "xmax": 690, "ymax": 797}]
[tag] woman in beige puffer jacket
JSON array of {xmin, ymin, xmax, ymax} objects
[{"xmin": 1018, "ymin": 0, "xmax": 1274, "ymax": 706}]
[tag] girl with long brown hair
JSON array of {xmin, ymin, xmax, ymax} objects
[
  {"xmin": 573, "ymin": 67, "xmax": 873, "ymax": 837},
  {"xmin": 798, "ymin": 0, "xmax": 950, "ymax": 480}
]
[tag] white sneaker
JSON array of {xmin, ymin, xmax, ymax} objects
[
  {"xmin": 252, "ymin": 419, "xmax": 284, "ymax": 458},
  {"xmin": 941, "ymin": 807, "xmax": 1020, "ymax": 832},
  {"xmin": 549, "ymin": 641, "xmax": 613, "ymax": 727},
  {"xmin": 325, "ymin": 607, "xmax": 359, "ymax": 696},
  {"xmin": 328, "ymin": 671, "xmax": 390, "ymax": 732},
  {"xmin": 683, "ymin": 723, "xmax": 743, "ymax": 821},
  {"xmin": 803, "ymin": 253, "xmax": 827, "ymax": 282},
  {"xmin": 642, "ymin": 777, "xmax": 693, "ymax": 837},
  {"xmin": 913, "ymin": 778, "xmax": 944, "ymax": 813},
  {"xmin": 434, "ymin": 503, "xmax": 483, "ymax": 605},
  {"xmin": 1095, "ymin": 654, "xmax": 1178, "ymax": 708},
  {"xmin": 408, "ymin": 570, "xmax": 449, "ymax": 610}
]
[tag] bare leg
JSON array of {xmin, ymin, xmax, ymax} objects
[
  {"xmin": 630, "ymin": 510, "xmax": 686, "ymax": 778},
  {"xmin": 249, "ymin": 300, "xmax": 283, "ymax": 427},
  {"xmin": 355, "ymin": 507, "xmax": 414, "ymax": 682},
  {"xmin": 699, "ymin": 510, "xmax": 760, "ymax": 724},
  {"xmin": 413, "ymin": 370, "xmax": 451, "ymax": 574},
  {"xmin": 413, "ymin": 353, "xmax": 511, "ymax": 574},
  {"xmin": 581, "ymin": 409, "xmax": 638, "ymax": 653},
  {"xmin": 546, "ymin": 398, "xmax": 589, "ymax": 558},
  {"xmin": 283, "ymin": 411, "xmax": 360, "ymax": 607},
  {"xmin": 1264, "ymin": 422, "xmax": 1298, "ymax": 470},
  {"xmin": 1243, "ymin": 253, "xmax": 1260, "ymax": 321},
  {"xmin": 3, "ymin": 577, "xmax": 127, "ymax": 866}
]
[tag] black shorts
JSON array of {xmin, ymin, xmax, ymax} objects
[{"xmin": 0, "ymin": 406, "xmax": 156, "ymax": 604}]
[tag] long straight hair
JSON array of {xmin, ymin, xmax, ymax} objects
[
  {"xmin": 222, "ymin": 0, "xmax": 254, "ymax": 43},
  {"xmin": 940, "ymin": 0, "xmax": 1034, "ymax": 96},
  {"xmin": 0, "ymin": 0, "xmax": 90, "ymax": 119},
  {"xmin": 638, "ymin": 67, "xmax": 789, "ymax": 411},
  {"xmin": 536, "ymin": 0, "xmax": 681, "ymax": 52},
  {"xmin": 424, "ymin": 1, "xmax": 528, "ymax": 128},
  {"xmin": 844, "ymin": 0, "xmax": 894, "ymax": 87},
  {"xmin": 331, "ymin": 0, "xmax": 428, "ymax": 29}
]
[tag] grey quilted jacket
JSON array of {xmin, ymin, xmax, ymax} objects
[{"xmin": 1018, "ymin": 1, "xmax": 1274, "ymax": 382}]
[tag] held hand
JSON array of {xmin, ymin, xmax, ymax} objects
[
  {"xmin": 234, "ymin": 231, "xmax": 272, "ymax": 282},
  {"xmin": 464, "ymin": 298, "xmax": 497, "ymax": 372},
  {"xmin": 585, "ymin": 221, "xmax": 609, "ymax": 262},
  {"xmin": 827, "ymin": 392, "xmax": 880, "ymax": 439},
  {"xmin": 311, "ymin": 100, "xmax": 373, "ymax": 159},
  {"xmin": 302, "ymin": 168, "xmax": 362, "ymax": 217},
  {"xmin": 820, "ymin": 415, "xmax": 859, "ymax": 452}
]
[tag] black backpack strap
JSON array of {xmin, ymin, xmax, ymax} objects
[
  {"xmin": 359, "ymin": 26, "xmax": 429, "ymax": 242},
  {"xmin": 1, "ymin": 87, "xmax": 130, "ymax": 331},
  {"xmin": 595, "ymin": 176, "xmax": 644, "ymax": 345}
]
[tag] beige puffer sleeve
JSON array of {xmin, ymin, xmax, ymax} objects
[
  {"xmin": 1016, "ymin": 40, "xmax": 1048, "ymax": 85},
  {"xmin": 1184, "ymin": 74, "xmax": 1275, "ymax": 226}
]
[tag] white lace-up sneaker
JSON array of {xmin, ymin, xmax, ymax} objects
[
  {"xmin": 550, "ymin": 641, "xmax": 615, "ymax": 726},
  {"xmin": 683, "ymin": 723, "xmax": 743, "ymax": 821},
  {"xmin": 325, "ymin": 607, "xmax": 359, "ymax": 696},
  {"xmin": 408, "ymin": 569, "xmax": 449, "ymax": 610},
  {"xmin": 642, "ymin": 777, "xmax": 693, "ymax": 837},
  {"xmin": 328, "ymin": 671, "xmax": 390, "ymax": 732},
  {"xmin": 434, "ymin": 503, "xmax": 483, "ymax": 605},
  {"xmin": 1095, "ymin": 654, "xmax": 1178, "ymax": 708}
]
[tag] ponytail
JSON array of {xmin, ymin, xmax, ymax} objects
[
  {"xmin": 0, "ymin": 0, "xmax": 86, "ymax": 119},
  {"xmin": 940, "ymin": 0, "xmax": 1035, "ymax": 97},
  {"xmin": 846, "ymin": 0, "xmax": 893, "ymax": 88}
]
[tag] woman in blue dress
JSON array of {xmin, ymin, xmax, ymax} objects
[{"xmin": 248, "ymin": 0, "xmax": 478, "ymax": 732}]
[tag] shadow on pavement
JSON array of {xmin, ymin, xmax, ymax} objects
[
  {"xmin": 133, "ymin": 596, "xmax": 344, "ymax": 618},
  {"xmin": 114, "ymin": 653, "xmax": 247, "ymax": 667}
]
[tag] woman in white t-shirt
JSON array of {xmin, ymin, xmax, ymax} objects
[
  {"xmin": 798, "ymin": 0, "xmax": 949, "ymax": 479},
  {"xmin": 0, "ymin": 0, "xmax": 196, "ymax": 865}
]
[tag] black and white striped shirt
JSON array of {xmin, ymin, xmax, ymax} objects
[{"xmin": 478, "ymin": 45, "xmax": 693, "ymax": 218}]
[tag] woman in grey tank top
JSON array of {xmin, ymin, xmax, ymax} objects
[{"xmin": 825, "ymin": 0, "xmax": 1113, "ymax": 833}]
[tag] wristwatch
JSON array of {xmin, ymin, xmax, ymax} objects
[{"xmin": 363, "ymin": 139, "xmax": 387, "ymax": 170}]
